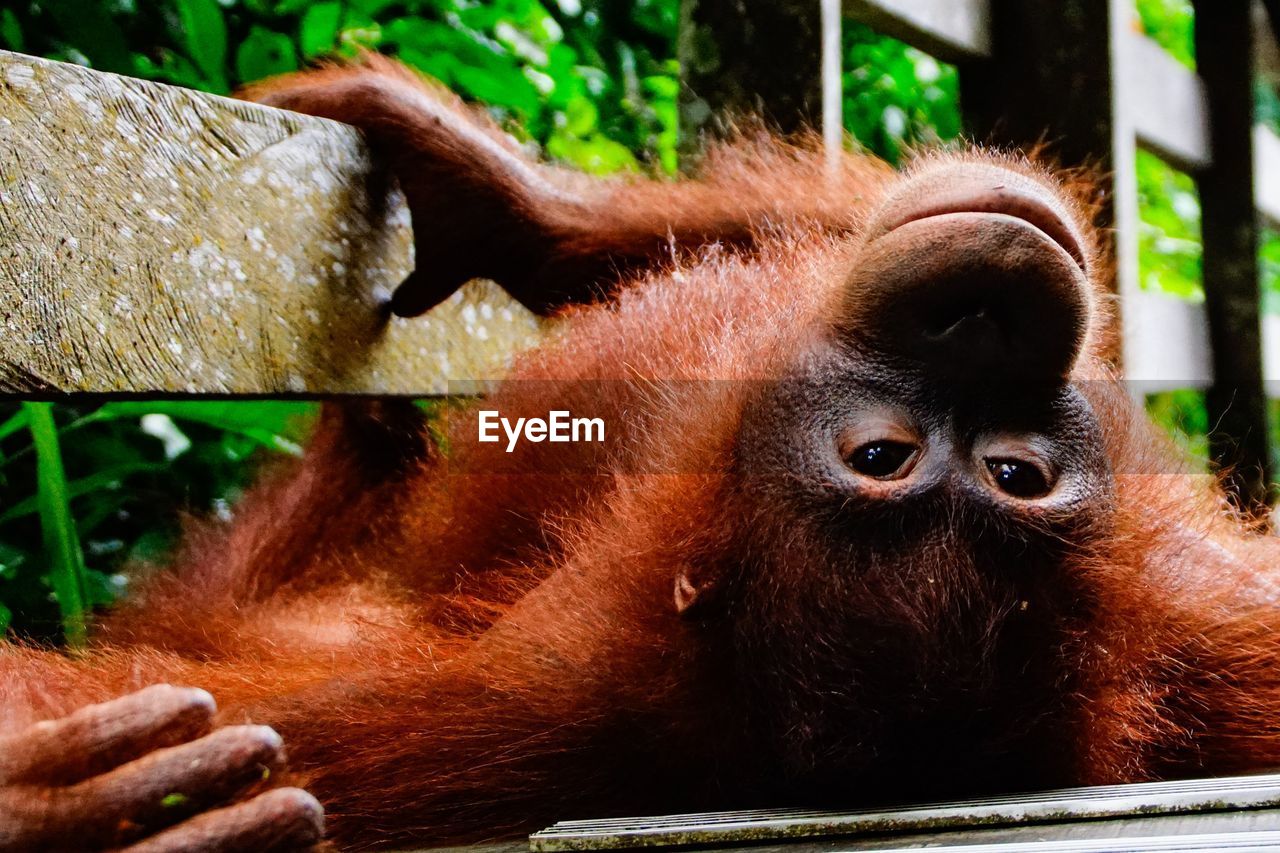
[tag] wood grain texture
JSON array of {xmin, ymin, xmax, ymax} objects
[{"xmin": 0, "ymin": 50, "xmax": 548, "ymax": 395}]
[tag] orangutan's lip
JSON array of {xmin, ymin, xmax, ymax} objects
[{"xmin": 875, "ymin": 190, "xmax": 1088, "ymax": 274}]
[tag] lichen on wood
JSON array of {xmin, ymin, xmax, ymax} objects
[{"xmin": 0, "ymin": 50, "xmax": 548, "ymax": 395}]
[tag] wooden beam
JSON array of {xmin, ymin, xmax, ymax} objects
[
  {"xmin": 0, "ymin": 50, "xmax": 547, "ymax": 395},
  {"xmin": 1194, "ymin": 2, "xmax": 1272, "ymax": 513},
  {"xmin": 1262, "ymin": 0, "xmax": 1280, "ymax": 53},
  {"xmin": 842, "ymin": 0, "xmax": 991, "ymax": 64},
  {"xmin": 678, "ymin": 0, "xmax": 824, "ymax": 140},
  {"xmin": 531, "ymin": 774, "xmax": 1280, "ymax": 851},
  {"xmin": 959, "ymin": 0, "xmax": 1116, "ymax": 173}
]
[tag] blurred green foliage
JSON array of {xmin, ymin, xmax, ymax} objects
[
  {"xmin": 0, "ymin": 402, "xmax": 314, "ymax": 641},
  {"xmin": 1135, "ymin": 148, "xmax": 1203, "ymax": 301},
  {"xmin": 1138, "ymin": 390, "xmax": 1280, "ymax": 482},
  {"xmin": 1145, "ymin": 389, "xmax": 1209, "ymax": 461},
  {"xmin": 0, "ymin": 0, "xmax": 681, "ymax": 174},
  {"xmin": 1135, "ymin": 0, "xmax": 1195, "ymax": 69},
  {"xmin": 842, "ymin": 21, "xmax": 960, "ymax": 166}
]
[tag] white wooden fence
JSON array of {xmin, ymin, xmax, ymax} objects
[{"xmin": 828, "ymin": 0, "xmax": 1280, "ymax": 389}]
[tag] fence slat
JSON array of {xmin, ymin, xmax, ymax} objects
[
  {"xmin": 842, "ymin": 0, "xmax": 991, "ymax": 63},
  {"xmin": 1128, "ymin": 33, "xmax": 1211, "ymax": 173},
  {"xmin": 1256, "ymin": 125, "xmax": 1280, "ymax": 227},
  {"xmin": 1120, "ymin": 294, "xmax": 1212, "ymax": 391},
  {"xmin": 0, "ymin": 50, "xmax": 545, "ymax": 395}
]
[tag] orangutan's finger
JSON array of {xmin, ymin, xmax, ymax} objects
[
  {"xmin": 119, "ymin": 787, "xmax": 324, "ymax": 853},
  {"xmin": 0, "ymin": 685, "xmax": 216, "ymax": 786}
]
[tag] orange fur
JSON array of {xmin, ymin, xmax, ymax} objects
[{"xmin": 4, "ymin": 57, "xmax": 1280, "ymax": 851}]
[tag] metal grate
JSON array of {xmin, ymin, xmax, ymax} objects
[{"xmin": 528, "ymin": 773, "xmax": 1280, "ymax": 851}]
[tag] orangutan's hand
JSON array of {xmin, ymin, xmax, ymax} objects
[{"xmin": 0, "ymin": 684, "xmax": 323, "ymax": 852}]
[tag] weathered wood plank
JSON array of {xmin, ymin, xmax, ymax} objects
[
  {"xmin": 843, "ymin": 0, "xmax": 991, "ymax": 63},
  {"xmin": 0, "ymin": 50, "xmax": 547, "ymax": 395},
  {"xmin": 1129, "ymin": 32, "xmax": 1211, "ymax": 173},
  {"xmin": 530, "ymin": 774, "xmax": 1280, "ymax": 851},
  {"xmin": 1121, "ymin": 223, "xmax": 1280, "ymax": 396}
]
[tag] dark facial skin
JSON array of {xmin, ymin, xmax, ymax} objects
[
  {"xmin": 715, "ymin": 157, "xmax": 1116, "ymax": 803},
  {"xmin": 747, "ymin": 340, "xmax": 1114, "ymax": 529},
  {"xmin": 724, "ymin": 343, "xmax": 1115, "ymax": 802}
]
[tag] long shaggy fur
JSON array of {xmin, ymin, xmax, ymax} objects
[{"xmin": 4, "ymin": 56, "xmax": 1280, "ymax": 851}]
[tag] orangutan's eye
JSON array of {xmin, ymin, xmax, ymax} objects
[
  {"xmin": 985, "ymin": 457, "xmax": 1053, "ymax": 498},
  {"xmin": 846, "ymin": 441, "xmax": 919, "ymax": 480}
]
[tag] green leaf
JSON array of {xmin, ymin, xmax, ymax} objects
[
  {"xmin": 44, "ymin": 0, "xmax": 131, "ymax": 73},
  {"xmin": 546, "ymin": 132, "xmax": 637, "ymax": 174},
  {"xmin": 79, "ymin": 568, "xmax": 118, "ymax": 608},
  {"xmin": 133, "ymin": 51, "xmax": 209, "ymax": 91},
  {"xmin": 1135, "ymin": 0, "xmax": 1195, "ymax": 70},
  {"xmin": 561, "ymin": 94, "xmax": 598, "ymax": 136},
  {"xmin": 22, "ymin": 403, "xmax": 88, "ymax": 648},
  {"xmin": 0, "ymin": 462, "xmax": 164, "ymax": 525},
  {"xmin": 454, "ymin": 65, "xmax": 541, "ymax": 116},
  {"xmin": 338, "ymin": 22, "xmax": 384, "ymax": 54},
  {"xmin": 346, "ymin": 0, "xmax": 401, "ymax": 15},
  {"xmin": 174, "ymin": 0, "xmax": 229, "ymax": 92},
  {"xmin": 384, "ymin": 17, "xmax": 515, "ymax": 77},
  {"xmin": 642, "ymin": 74, "xmax": 678, "ymax": 100},
  {"xmin": 0, "ymin": 601, "xmax": 9, "ymax": 634},
  {"xmin": 85, "ymin": 402, "xmax": 314, "ymax": 455},
  {"xmin": 235, "ymin": 27, "xmax": 299, "ymax": 84},
  {"xmin": 0, "ymin": 10, "xmax": 23, "ymax": 52},
  {"xmin": 0, "ymin": 408, "xmax": 28, "ymax": 443},
  {"xmin": 0, "ymin": 541, "xmax": 28, "ymax": 580},
  {"xmin": 300, "ymin": 2, "xmax": 343, "ymax": 59}
]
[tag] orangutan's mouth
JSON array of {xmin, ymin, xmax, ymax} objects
[{"xmin": 875, "ymin": 185, "xmax": 1088, "ymax": 273}]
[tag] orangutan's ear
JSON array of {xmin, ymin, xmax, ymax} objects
[{"xmin": 673, "ymin": 562, "xmax": 723, "ymax": 617}]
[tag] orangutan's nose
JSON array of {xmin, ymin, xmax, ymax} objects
[{"xmin": 838, "ymin": 162, "xmax": 1093, "ymax": 381}]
